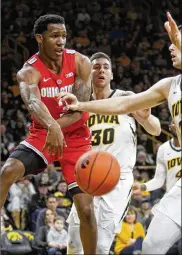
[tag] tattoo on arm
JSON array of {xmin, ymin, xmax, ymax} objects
[{"xmin": 72, "ymin": 76, "xmax": 91, "ymax": 102}]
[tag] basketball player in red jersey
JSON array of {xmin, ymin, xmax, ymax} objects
[{"xmin": 0, "ymin": 15, "xmax": 97, "ymax": 254}]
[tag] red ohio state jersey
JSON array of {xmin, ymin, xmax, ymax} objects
[{"xmin": 23, "ymin": 49, "xmax": 91, "ymax": 158}]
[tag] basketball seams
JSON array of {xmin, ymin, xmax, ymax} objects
[
  {"xmin": 75, "ymin": 151, "xmax": 120, "ymax": 196},
  {"xmin": 86, "ymin": 152, "xmax": 100, "ymax": 191},
  {"xmin": 89, "ymin": 154, "xmax": 113, "ymax": 195}
]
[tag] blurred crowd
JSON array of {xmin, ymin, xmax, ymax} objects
[{"xmin": 1, "ymin": 0, "xmax": 181, "ymax": 254}]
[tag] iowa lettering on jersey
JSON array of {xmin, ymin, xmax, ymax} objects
[
  {"xmin": 172, "ymin": 99, "xmax": 181, "ymax": 118},
  {"xmin": 87, "ymin": 114, "xmax": 120, "ymax": 128},
  {"xmin": 167, "ymin": 157, "xmax": 182, "ymax": 170},
  {"xmin": 41, "ymin": 84, "xmax": 73, "ymax": 97}
]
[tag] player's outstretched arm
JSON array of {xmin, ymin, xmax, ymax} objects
[
  {"xmin": 121, "ymin": 91, "xmax": 161, "ymax": 136},
  {"xmin": 17, "ymin": 65, "xmax": 65, "ymax": 156},
  {"xmin": 59, "ymin": 77, "xmax": 173, "ymax": 115},
  {"xmin": 133, "ymin": 145, "xmax": 166, "ymax": 194}
]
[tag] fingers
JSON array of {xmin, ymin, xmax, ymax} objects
[
  {"xmin": 57, "ymin": 92, "xmax": 74, "ymax": 100},
  {"xmin": 164, "ymin": 21, "xmax": 170, "ymax": 33},
  {"xmin": 43, "ymin": 142, "xmax": 57, "ymax": 155},
  {"xmin": 42, "ymin": 142, "xmax": 63, "ymax": 157},
  {"xmin": 167, "ymin": 12, "xmax": 178, "ymax": 31},
  {"xmin": 165, "ymin": 12, "xmax": 181, "ymax": 48},
  {"xmin": 63, "ymin": 139, "xmax": 67, "ymax": 148}
]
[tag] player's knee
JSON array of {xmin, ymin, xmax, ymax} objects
[
  {"xmin": 79, "ymin": 204, "xmax": 94, "ymax": 223},
  {"xmin": 1, "ymin": 159, "xmax": 25, "ymax": 185}
]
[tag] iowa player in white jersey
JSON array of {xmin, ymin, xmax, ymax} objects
[
  {"xmin": 133, "ymin": 119, "xmax": 181, "ymax": 193},
  {"xmin": 59, "ymin": 13, "xmax": 181, "ymax": 254},
  {"xmin": 66, "ymin": 52, "xmax": 161, "ymax": 254},
  {"xmin": 58, "ymin": 12, "xmax": 181, "ymax": 254}
]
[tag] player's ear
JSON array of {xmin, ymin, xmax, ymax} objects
[{"xmin": 35, "ymin": 34, "xmax": 43, "ymax": 44}]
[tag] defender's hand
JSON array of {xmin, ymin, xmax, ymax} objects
[
  {"xmin": 57, "ymin": 92, "xmax": 80, "ymax": 111},
  {"xmin": 165, "ymin": 12, "xmax": 181, "ymax": 50},
  {"xmin": 42, "ymin": 123, "xmax": 66, "ymax": 157}
]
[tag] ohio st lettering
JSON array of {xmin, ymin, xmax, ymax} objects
[{"xmin": 41, "ymin": 84, "xmax": 73, "ymax": 97}]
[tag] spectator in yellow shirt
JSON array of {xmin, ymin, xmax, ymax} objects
[{"xmin": 114, "ymin": 207, "xmax": 145, "ymax": 255}]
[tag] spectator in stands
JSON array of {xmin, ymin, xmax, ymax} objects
[
  {"xmin": 1, "ymin": 208, "xmax": 13, "ymax": 234},
  {"xmin": 138, "ymin": 200, "xmax": 153, "ymax": 232},
  {"xmin": 114, "ymin": 207, "xmax": 145, "ymax": 255},
  {"xmin": 16, "ymin": 31, "xmax": 27, "ymax": 45},
  {"xmin": 27, "ymin": 183, "xmax": 49, "ymax": 232},
  {"xmin": 7, "ymin": 178, "xmax": 36, "ymax": 230},
  {"xmin": 47, "ymin": 216, "xmax": 67, "ymax": 255},
  {"xmin": 54, "ymin": 192, "xmax": 72, "ymax": 219},
  {"xmin": 34, "ymin": 208, "xmax": 56, "ymax": 253},
  {"xmin": 76, "ymin": 8, "xmax": 90, "ymax": 25},
  {"xmin": 35, "ymin": 166, "xmax": 60, "ymax": 193},
  {"xmin": 35, "ymin": 195, "xmax": 67, "ymax": 235},
  {"xmin": 136, "ymin": 151, "xmax": 151, "ymax": 168},
  {"xmin": 56, "ymin": 180, "xmax": 72, "ymax": 200},
  {"xmin": 46, "ymin": 165, "xmax": 60, "ymax": 193},
  {"xmin": 39, "ymin": 172, "xmax": 50, "ymax": 186}
]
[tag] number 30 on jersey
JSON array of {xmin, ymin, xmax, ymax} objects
[{"xmin": 92, "ymin": 128, "xmax": 115, "ymax": 146}]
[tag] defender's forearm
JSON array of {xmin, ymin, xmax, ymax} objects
[{"xmin": 77, "ymin": 97, "xmax": 128, "ymax": 115}]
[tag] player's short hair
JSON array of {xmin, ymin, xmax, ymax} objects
[
  {"xmin": 90, "ymin": 52, "xmax": 112, "ymax": 65},
  {"xmin": 33, "ymin": 14, "xmax": 65, "ymax": 35}
]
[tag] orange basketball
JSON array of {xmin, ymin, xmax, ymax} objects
[{"xmin": 75, "ymin": 151, "xmax": 120, "ymax": 196}]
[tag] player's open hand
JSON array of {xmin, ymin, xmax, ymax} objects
[
  {"xmin": 165, "ymin": 12, "xmax": 181, "ymax": 50},
  {"xmin": 132, "ymin": 182, "xmax": 142, "ymax": 195},
  {"xmin": 56, "ymin": 92, "xmax": 80, "ymax": 111},
  {"xmin": 42, "ymin": 122, "xmax": 66, "ymax": 157}
]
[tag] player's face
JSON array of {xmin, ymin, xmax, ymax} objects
[
  {"xmin": 36, "ymin": 24, "xmax": 67, "ymax": 60},
  {"xmin": 169, "ymin": 43, "xmax": 181, "ymax": 70},
  {"xmin": 91, "ymin": 58, "xmax": 113, "ymax": 88}
]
